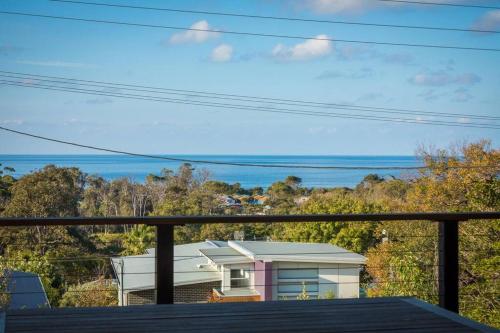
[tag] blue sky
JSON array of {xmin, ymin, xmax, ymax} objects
[{"xmin": 0, "ymin": 0, "xmax": 499, "ymax": 155}]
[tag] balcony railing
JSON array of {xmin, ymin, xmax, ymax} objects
[{"xmin": 1, "ymin": 211, "xmax": 499, "ymax": 313}]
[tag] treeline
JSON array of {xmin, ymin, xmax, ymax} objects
[{"xmin": 0, "ymin": 140, "xmax": 498, "ymax": 327}]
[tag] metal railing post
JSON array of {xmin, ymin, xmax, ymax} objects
[
  {"xmin": 156, "ymin": 224, "xmax": 174, "ymax": 304},
  {"xmin": 438, "ymin": 220, "xmax": 459, "ymax": 313}
]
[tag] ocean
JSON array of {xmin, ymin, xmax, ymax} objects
[{"xmin": 0, "ymin": 155, "xmax": 422, "ymax": 189}]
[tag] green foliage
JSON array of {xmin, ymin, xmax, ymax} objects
[
  {"xmin": 284, "ymin": 175, "xmax": 302, "ymax": 189},
  {"xmin": 59, "ymin": 279, "xmax": 117, "ymax": 307},
  {"xmin": 122, "ymin": 225, "xmax": 155, "ymax": 255},
  {"xmin": 0, "ymin": 163, "xmax": 16, "ymax": 214},
  {"xmin": 0, "ymin": 250, "xmax": 60, "ymax": 305},
  {"xmin": 366, "ymin": 140, "xmax": 499, "ymax": 327},
  {"xmin": 322, "ymin": 289, "xmax": 335, "ymax": 299},
  {"xmin": 296, "ymin": 282, "xmax": 310, "ymax": 300},
  {"xmin": 276, "ymin": 190, "xmax": 385, "ymax": 253},
  {"xmin": 0, "ymin": 269, "xmax": 11, "ymax": 309},
  {"xmin": 3, "ymin": 165, "xmax": 85, "ymax": 217}
]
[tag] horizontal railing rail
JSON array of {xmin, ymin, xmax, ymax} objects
[
  {"xmin": 0, "ymin": 211, "xmax": 499, "ymax": 226},
  {"xmin": 1, "ymin": 212, "xmax": 499, "ymax": 313}
]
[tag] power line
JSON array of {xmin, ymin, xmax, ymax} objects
[
  {"xmin": 1, "ymin": 11, "xmax": 499, "ymax": 52},
  {"xmin": 1, "ymin": 126, "xmax": 498, "ymax": 170},
  {"xmin": 48, "ymin": 0, "xmax": 500, "ymax": 34},
  {"xmin": 2, "ymin": 70, "xmax": 499, "ymax": 122},
  {"xmin": 375, "ymin": 0, "xmax": 500, "ymax": 10},
  {"xmin": 3, "ymin": 79, "xmax": 499, "ymax": 129},
  {"xmin": 3, "ymin": 79, "xmax": 500, "ymax": 129}
]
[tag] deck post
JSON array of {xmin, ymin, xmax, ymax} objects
[
  {"xmin": 156, "ymin": 224, "xmax": 174, "ymax": 304},
  {"xmin": 438, "ymin": 220, "xmax": 459, "ymax": 313}
]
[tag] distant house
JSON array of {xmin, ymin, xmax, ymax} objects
[
  {"xmin": 111, "ymin": 241, "xmax": 366, "ymax": 305},
  {"xmin": 252, "ymin": 195, "xmax": 269, "ymax": 205},
  {"xmin": 294, "ymin": 196, "xmax": 310, "ymax": 206},
  {"xmin": 218, "ymin": 195, "xmax": 242, "ymax": 207},
  {"xmin": 5, "ymin": 271, "xmax": 50, "ymax": 309}
]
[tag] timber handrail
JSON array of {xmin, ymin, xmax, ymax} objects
[{"xmin": 0, "ymin": 211, "xmax": 499, "ymax": 226}]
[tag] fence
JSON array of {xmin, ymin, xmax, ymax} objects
[{"xmin": 0, "ymin": 212, "xmax": 499, "ymax": 314}]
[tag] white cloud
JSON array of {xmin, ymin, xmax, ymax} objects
[
  {"xmin": 296, "ymin": 0, "xmax": 478, "ymax": 15},
  {"xmin": 409, "ymin": 71, "xmax": 481, "ymax": 86},
  {"xmin": 15, "ymin": 60, "xmax": 92, "ymax": 68},
  {"xmin": 452, "ymin": 88, "xmax": 474, "ymax": 103},
  {"xmin": 211, "ymin": 44, "xmax": 233, "ymax": 62},
  {"xmin": 472, "ymin": 10, "xmax": 500, "ymax": 31},
  {"xmin": 317, "ymin": 67, "xmax": 373, "ymax": 79},
  {"xmin": 0, "ymin": 119, "xmax": 25, "ymax": 125},
  {"xmin": 169, "ymin": 20, "xmax": 219, "ymax": 44},
  {"xmin": 272, "ymin": 35, "xmax": 332, "ymax": 61},
  {"xmin": 299, "ymin": 0, "xmax": 379, "ymax": 14}
]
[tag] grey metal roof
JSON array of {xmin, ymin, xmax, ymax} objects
[
  {"xmin": 7, "ymin": 271, "xmax": 50, "ymax": 309},
  {"xmin": 199, "ymin": 247, "xmax": 254, "ymax": 265},
  {"xmin": 228, "ymin": 241, "xmax": 366, "ymax": 264},
  {"xmin": 111, "ymin": 241, "xmax": 221, "ymax": 292},
  {"xmin": 111, "ymin": 240, "xmax": 365, "ymax": 292},
  {"xmin": 206, "ymin": 240, "xmax": 228, "ymax": 248}
]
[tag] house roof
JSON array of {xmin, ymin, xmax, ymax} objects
[
  {"xmin": 111, "ymin": 241, "xmax": 222, "ymax": 292},
  {"xmin": 7, "ymin": 271, "xmax": 50, "ymax": 309},
  {"xmin": 199, "ymin": 247, "xmax": 254, "ymax": 265},
  {"xmin": 228, "ymin": 241, "xmax": 366, "ymax": 264},
  {"xmin": 111, "ymin": 240, "xmax": 365, "ymax": 292}
]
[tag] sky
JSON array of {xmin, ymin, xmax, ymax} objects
[{"xmin": 0, "ymin": 0, "xmax": 499, "ymax": 155}]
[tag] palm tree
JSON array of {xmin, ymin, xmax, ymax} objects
[{"xmin": 121, "ymin": 225, "xmax": 155, "ymax": 255}]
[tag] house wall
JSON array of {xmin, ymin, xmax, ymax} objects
[
  {"xmin": 127, "ymin": 289, "xmax": 156, "ymax": 305},
  {"xmin": 124, "ymin": 281, "xmax": 221, "ymax": 305},
  {"xmin": 271, "ymin": 262, "xmax": 361, "ymax": 300},
  {"xmin": 254, "ymin": 261, "xmax": 272, "ymax": 301}
]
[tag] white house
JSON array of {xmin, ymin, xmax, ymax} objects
[{"xmin": 111, "ymin": 240, "xmax": 366, "ymax": 305}]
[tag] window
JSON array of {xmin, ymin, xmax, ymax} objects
[
  {"xmin": 278, "ymin": 268, "xmax": 319, "ymax": 296},
  {"xmin": 278, "ymin": 268, "xmax": 318, "ymax": 280},
  {"xmin": 278, "ymin": 281, "xmax": 319, "ymax": 293},
  {"xmin": 230, "ymin": 269, "xmax": 250, "ymax": 288}
]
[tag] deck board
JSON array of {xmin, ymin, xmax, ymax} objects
[{"xmin": 4, "ymin": 297, "xmax": 497, "ymax": 333}]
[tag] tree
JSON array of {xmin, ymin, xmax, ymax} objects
[
  {"xmin": 0, "ymin": 166, "xmax": 93, "ymax": 257},
  {"xmin": 266, "ymin": 181, "xmax": 296, "ymax": 214},
  {"xmin": 122, "ymin": 225, "xmax": 155, "ymax": 255},
  {"xmin": 0, "ymin": 164, "xmax": 16, "ymax": 213},
  {"xmin": 3, "ymin": 165, "xmax": 85, "ymax": 218},
  {"xmin": 284, "ymin": 176, "xmax": 302, "ymax": 190},
  {"xmin": 276, "ymin": 189, "xmax": 385, "ymax": 253},
  {"xmin": 366, "ymin": 140, "xmax": 500, "ymax": 327},
  {"xmin": 0, "ymin": 250, "xmax": 60, "ymax": 305}
]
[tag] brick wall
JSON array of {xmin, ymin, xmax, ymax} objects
[
  {"xmin": 127, "ymin": 289, "xmax": 155, "ymax": 305},
  {"xmin": 126, "ymin": 281, "xmax": 221, "ymax": 305},
  {"xmin": 174, "ymin": 281, "xmax": 221, "ymax": 303}
]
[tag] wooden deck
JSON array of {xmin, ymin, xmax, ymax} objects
[{"xmin": 3, "ymin": 297, "xmax": 497, "ymax": 333}]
